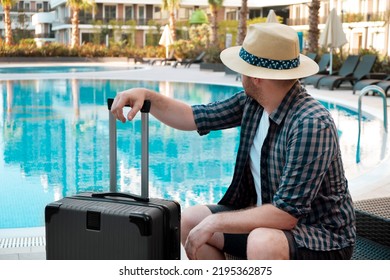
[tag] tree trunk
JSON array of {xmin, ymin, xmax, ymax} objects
[
  {"xmin": 71, "ymin": 8, "xmax": 80, "ymax": 48},
  {"xmin": 210, "ymin": 5, "xmax": 219, "ymax": 46},
  {"xmin": 236, "ymin": 0, "xmax": 248, "ymax": 45},
  {"xmin": 308, "ymin": 0, "xmax": 321, "ymax": 53},
  {"xmin": 169, "ymin": 11, "xmax": 176, "ymax": 41},
  {"xmin": 4, "ymin": 5, "xmax": 13, "ymax": 45}
]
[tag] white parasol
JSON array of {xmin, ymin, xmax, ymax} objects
[
  {"xmin": 159, "ymin": 24, "xmax": 174, "ymax": 59},
  {"xmin": 319, "ymin": 8, "xmax": 348, "ymax": 74}
]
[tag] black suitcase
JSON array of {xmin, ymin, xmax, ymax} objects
[{"xmin": 45, "ymin": 99, "xmax": 181, "ymax": 260}]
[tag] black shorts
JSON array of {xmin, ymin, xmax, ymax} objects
[{"xmin": 206, "ymin": 204, "xmax": 354, "ymax": 260}]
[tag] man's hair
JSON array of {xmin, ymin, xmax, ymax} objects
[{"xmin": 275, "ymin": 79, "xmax": 297, "ymax": 88}]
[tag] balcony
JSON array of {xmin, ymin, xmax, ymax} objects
[
  {"xmin": 9, "ymin": 8, "xmax": 51, "ymax": 13},
  {"xmin": 35, "ymin": 32, "xmax": 55, "ymax": 39},
  {"xmin": 57, "ymin": 17, "xmax": 166, "ymax": 26},
  {"xmin": 32, "ymin": 11, "xmax": 55, "ymax": 25},
  {"xmin": 288, "ymin": 12, "xmax": 388, "ymax": 26}
]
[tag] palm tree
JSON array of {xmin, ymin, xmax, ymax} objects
[
  {"xmin": 1, "ymin": 0, "xmax": 15, "ymax": 45},
  {"xmin": 162, "ymin": 0, "xmax": 180, "ymax": 41},
  {"xmin": 308, "ymin": 0, "xmax": 321, "ymax": 53},
  {"xmin": 208, "ymin": 0, "xmax": 224, "ymax": 47},
  {"xmin": 236, "ymin": 0, "xmax": 248, "ymax": 45},
  {"xmin": 67, "ymin": 0, "xmax": 95, "ymax": 48}
]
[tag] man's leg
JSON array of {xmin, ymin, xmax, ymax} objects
[
  {"xmin": 181, "ymin": 205, "xmax": 226, "ymax": 260},
  {"xmin": 247, "ymin": 228, "xmax": 290, "ymax": 260}
]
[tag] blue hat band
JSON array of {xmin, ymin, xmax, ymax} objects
[{"xmin": 239, "ymin": 47, "xmax": 300, "ymax": 70}]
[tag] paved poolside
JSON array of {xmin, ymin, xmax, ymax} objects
[{"xmin": 0, "ymin": 61, "xmax": 389, "ymax": 260}]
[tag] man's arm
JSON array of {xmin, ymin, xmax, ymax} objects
[
  {"xmin": 110, "ymin": 87, "xmax": 197, "ymax": 131},
  {"xmin": 184, "ymin": 204, "xmax": 298, "ymax": 259}
]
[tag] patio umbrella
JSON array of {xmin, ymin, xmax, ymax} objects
[
  {"xmin": 319, "ymin": 8, "xmax": 348, "ymax": 75},
  {"xmin": 159, "ymin": 24, "xmax": 174, "ymax": 59},
  {"xmin": 266, "ymin": 9, "xmax": 279, "ymax": 23}
]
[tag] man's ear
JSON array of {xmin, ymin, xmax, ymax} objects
[{"xmin": 252, "ymin": 77, "xmax": 263, "ymax": 85}]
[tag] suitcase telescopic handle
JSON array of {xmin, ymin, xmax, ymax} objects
[
  {"xmin": 91, "ymin": 192, "xmax": 149, "ymax": 203},
  {"xmin": 107, "ymin": 98, "xmax": 151, "ymax": 113},
  {"xmin": 107, "ymin": 98, "xmax": 151, "ymax": 201}
]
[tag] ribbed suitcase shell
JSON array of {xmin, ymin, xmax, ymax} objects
[{"xmin": 45, "ymin": 193, "xmax": 180, "ymax": 260}]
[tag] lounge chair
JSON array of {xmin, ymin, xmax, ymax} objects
[
  {"xmin": 128, "ymin": 55, "xmax": 152, "ymax": 65},
  {"xmin": 173, "ymin": 51, "xmax": 206, "ymax": 68},
  {"xmin": 314, "ymin": 55, "xmax": 359, "ymax": 88},
  {"xmin": 306, "ymin": 52, "xmax": 317, "ymax": 61},
  {"xmin": 373, "ymin": 80, "xmax": 390, "ymax": 97},
  {"xmin": 301, "ymin": 53, "xmax": 331, "ymax": 87},
  {"xmin": 317, "ymin": 54, "xmax": 376, "ymax": 90},
  {"xmin": 151, "ymin": 50, "xmax": 176, "ymax": 66},
  {"xmin": 352, "ymin": 73, "xmax": 390, "ymax": 94}
]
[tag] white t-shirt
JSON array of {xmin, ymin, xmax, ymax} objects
[{"xmin": 249, "ymin": 111, "xmax": 270, "ymax": 206}]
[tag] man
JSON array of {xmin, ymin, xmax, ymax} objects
[{"xmin": 110, "ymin": 23, "xmax": 356, "ymax": 260}]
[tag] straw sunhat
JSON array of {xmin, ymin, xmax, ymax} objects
[{"xmin": 221, "ymin": 23, "xmax": 319, "ymax": 80}]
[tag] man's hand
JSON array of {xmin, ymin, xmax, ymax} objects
[
  {"xmin": 184, "ymin": 215, "xmax": 215, "ymax": 260},
  {"xmin": 110, "ymin": 88, "xmax": 149, "ymax": 123}
]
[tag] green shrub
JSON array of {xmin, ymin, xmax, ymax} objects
[
  {"xmin": 204, "ymin": 45, "xmax": 222, "ymax": 63},
  {"xmin": 172, "ymin": 39, "xmax": 199, "ymax": 59}
]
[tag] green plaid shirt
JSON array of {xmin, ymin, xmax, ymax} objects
[{"xmin": 192, "ymin": 82, "xmax": 356, "ymax": 251}]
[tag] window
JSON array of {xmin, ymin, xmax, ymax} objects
[
  {"xmin": 79, "ymin": 9, "xmax": 93, "ymax": 23},
  {"xmin": 125, "ymin": 6, "xmax": 133, "ymax": 20},
  {"xmin": 249, "ymin": 9, "xmax": 261, "ymax": 19},
  {"xmin": 138, "ymin": 6, "xmax": 145, "ymax": 19},
  {"xmin": 226, "ymin": 10, "xmax": 237, "ymax": 20},
  {"xmin": 43, "ymin": 1, "xmax": 49, "ymax": 12},
  {"xmin": 104, "ymin": 5, "xmax": 117, "ymax": 21}
]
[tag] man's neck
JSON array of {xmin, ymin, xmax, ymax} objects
[{"xmin": 260, "ymin": 80, "xmax": 296, "ymax": 114}]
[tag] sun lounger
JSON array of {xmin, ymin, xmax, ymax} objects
[
  {"xmin": 317, "ymin": 54, "xmax": 375, "ymax": 90},
  {"xmin": 301, "ymin": 53, "xmax": 331, "ymax": 87},
  {"xmin": 306, "ymin": 52, "xmax": 317, "ymax": 61},
  {"xmin": 373, "ymin": 80, "xmax": 390, "ymax": 97},
  {"xmin": 128, "ymin": 56, "xmax": 152, "ymax": 65},
  {"xmin": 172, "ymin": 51, "xmax": 206, "ymax": 68},
  {"xmin": 151, "ymin": 50, "xmax": 176, "ymax": 66},
  {"xmin": 314, "ymin": 55, "xmax": 359, "ymax": 89},
  {"xmin": 352, "ymin": 73, "xmax": 389, "ymax": 94}
]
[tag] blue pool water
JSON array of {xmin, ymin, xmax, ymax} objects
[
  {"xmin": 0, "ymin": 65, "xmax": 140, "ymax": 74},
  {"xmin": 0, "ymin": 79, "xmax": 386, "ymax": 229}
]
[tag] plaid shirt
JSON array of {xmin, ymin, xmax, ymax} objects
[{"xmin": 192, "ymin": 82, "xmax": 356, "ymax": 251}]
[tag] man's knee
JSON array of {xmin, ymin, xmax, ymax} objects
[
  {"xmin": 181, "ymin": 205, "xmax": 212, "ymax": 244},
  {"xmin": 247, "ymin": 228, "xmax": 290, "ymax": 260}
]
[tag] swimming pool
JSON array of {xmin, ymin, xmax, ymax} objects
[
  {"xmin": 0, "ymin": 79, "xmax": 387, "ymax": 229},
  {"xmin": 0, "ymin": 65, "xmax": 141, "ymax": 74}
]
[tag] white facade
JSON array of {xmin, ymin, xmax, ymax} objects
[
  {"xmin": 289, "ymin": 0, "xmax": 390, "ymax": 55},
  {"xmin": 0, "ymin": 1, "xmax": 51, "ymax": 40},
  {"xmin": 2, "ymin": 0, "xmax": 390, "ymax": 56}
]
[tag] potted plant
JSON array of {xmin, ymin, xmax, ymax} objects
[{"xmin": 200, "ymin": 45, "xmax": 225, "ymax": 72}]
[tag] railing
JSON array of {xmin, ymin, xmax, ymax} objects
[
  {"xmin": 59, "ymin": 17, "xmax": 166, "ymax": 26},
  {"xmin": 356, "ymin": 85, "xmax": 388, "ymax": 163},
  {"xmin": 358, "ymin": 85, "xmax": 388, "ymax": 134},
  {"xmin": 35, "ymin": 32, "xmax": 55, "ymax": 39},
  {"xmin": 8, "ymin": 8, "xmax": 51, "ymax": 13},
  {"xmin": 288, "ymin": 12, "xmax": 388, "ymax": 26}
]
